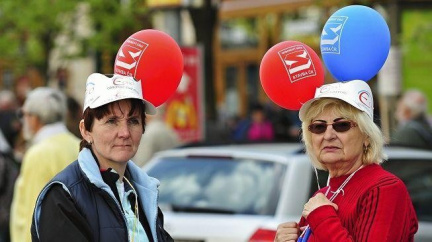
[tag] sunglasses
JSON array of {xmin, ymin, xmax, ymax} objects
[{"xmin": 308, "ymin": 120, "xmax": 357, "ymax": 134}]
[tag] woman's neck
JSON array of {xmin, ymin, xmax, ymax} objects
[
  {"xmin": 90, "ymin": 149, "xmax": 127, "ymax": 179},
  {"xmin": 101, "ymin": 163, "xmax": 126, "ymax": 180},
  {"xmin": 328, "ymin": 160, "xmax": 363, "ymax": 178}
]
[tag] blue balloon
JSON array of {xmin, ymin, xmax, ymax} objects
[{"xmin": 320, "ymin": 5, "xmax": 390, "ymax": 82}]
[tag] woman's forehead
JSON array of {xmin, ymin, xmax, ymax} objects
[
  {"xmin": 107, "ymin": 100, "xmax": 141, "ymax": 116},
  {"xmin": 314, "ymin": 106, "xmax": 343, "ymax": 118}
]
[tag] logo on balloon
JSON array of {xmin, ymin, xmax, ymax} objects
[
  {"xmin": 114, "ymin": 38, "xmax": 149, "ymax": 79},
  {"xmin": 279, "ymin": 45, "xmax": 317, "ymax": 83},
  {"xmin": 321, "ymin": 16, "xmax": 348, "ymax": 54}
]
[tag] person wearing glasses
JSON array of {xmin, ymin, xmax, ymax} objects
[
  {"xmin": 274, "ymin": 80, "xmax": 418, "ymax": 242},
  {"xmin": 10, "ymin": 87, "xmax": 80, "ymax": 242},
  {"xmin": 31, "ymin": 73, "xmax": 173, "ymax": 242}
]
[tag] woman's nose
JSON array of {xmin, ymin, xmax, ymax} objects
[
  {"xmin": 118, "ymin": 122, "xmax": 131, "ymax": 138},
  {"xmin": 323, "ymin": 125, "xmax": 337, "ymax": 140}
]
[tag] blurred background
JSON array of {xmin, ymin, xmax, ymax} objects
[{"xmin": 0, "ymin": 0, "xmax": 431, "ymax": 147}]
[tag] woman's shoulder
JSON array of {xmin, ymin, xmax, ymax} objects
[
  {"xmin": 50, "ymin": 160, "xmax": 87, "ymax": 187},
  {"xmin": 361, "ymin": 164, "xmax": 402, "ymax": 182},
  {"xmin": 360, "ymin": 164, "xmax": 408, "ymax": 194}
]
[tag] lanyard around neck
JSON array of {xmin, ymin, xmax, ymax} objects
[
  {"xmin": 325, "ymin": 165, "xmax": 364, "ymax": 202},
  {"xmin": 299, "ymin": 165, "xmax": 364, "ymax": 242}
]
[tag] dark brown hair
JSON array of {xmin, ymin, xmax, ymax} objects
[{"xmin": 79, "ymin": 99, "xmax": 147, "ymax": 151}]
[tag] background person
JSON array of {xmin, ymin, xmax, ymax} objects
[
  {"xmin": 391, "ymin": 89, "xmax": 432, "ymax": 149},
  {"xmin": 275, "ymin": 80, "xmax": 418, "ymax": 242},
  {"xmin": 247, "ymin": 102, "xmax": 274, "ymax": 142},
  {"xmin": 231, "ymin": 102, "xmax": 275, "ymax": 142},
  {"xmin": 0, "ymin": 90, "xmax": 22, "ymax": 163},
  {"xmin": 264, "ymin": 102, "xmax": 301, "ymax": 142},
  {"xmin": 10, "ymin": 87, "xmax": 80, "ymax": 242},
  {"xmin": 31, "ymin": 73, "xmax": 173, "ymax": 241},
  {"xmin": 0, "ymin": 129, "xmax": 19, "ymax": 242},
  {"xmin": 133, "ymin": 105, "xmax": 181, "ymax": 167}
]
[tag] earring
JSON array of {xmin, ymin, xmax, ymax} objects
[
  {"xmin": 88, "ymin": 140, "xmax": 92, "ymax": 145},
  {"xmin": 363, "ymin": 144, "xmax": 369, "ymax": 154}
]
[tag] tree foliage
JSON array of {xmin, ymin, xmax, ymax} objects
[{"xmin": 0, "ymin": 0, "xmax": 150, "ymax": 78}]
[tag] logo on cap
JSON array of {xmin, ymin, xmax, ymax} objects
[
  {"xmin": 317, "ymin": 83, "xmax": 347, "ymax": 96},
  {"xmin": 278, "ymin": 45, "xmax": 317, "ymax": 83},
  {"xmin": 358, "ymin": 90, "xmax": 372, "ymax": 109},
  {"xmin": 114, "ymin": 37, "xmax": 149, "ymax": 79},
  {"xmin": 321, "ymin": 16, "xmax": 348, "ymax": 54},
  {"xmin": 86, "ymin": 82, "xmax": 95, "ymax": 94}
]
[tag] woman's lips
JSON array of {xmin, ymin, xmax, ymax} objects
[{"xmin": 323, "ymin": 146, "xmax": 340, "ymax": 151}]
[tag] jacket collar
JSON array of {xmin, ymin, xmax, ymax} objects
[{"xmin": 77, "ymin": 148, "xmax": 160, "ymax": 241}]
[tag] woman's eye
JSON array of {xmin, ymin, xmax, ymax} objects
[
  {"xmin": 106, "ymin": 118, "xmax": 117, "ymax": 124},
  {"xmin": 128, "ymin": 118, "xmax": 140, "ymax": 125}
]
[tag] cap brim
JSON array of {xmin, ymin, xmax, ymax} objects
[
  {"xmin": 143, "ymin": 99, "xmax": 157, "ymax": 115},
  {"xmin": 299, "ymin": 98, "xmax": 318, "ymax": 121},
  {"xmin": 298, "ymin": 96, "xmax": 369, "ymax": 121},
  {"xmin": 87, "ymin": 97, "xmax": 157, "ymax": 115}
]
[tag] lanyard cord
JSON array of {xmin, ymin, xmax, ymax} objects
[
  {"xmin": 299, "ymin": 165, "xmax": 364, "ymax": 242},
  {"xmin": 325, "ymin": 165, "xmax": 364, "ymax": 202},
  {"xmin": 123, "ymin": 176, "xmax": 139, "ymax": 242}
]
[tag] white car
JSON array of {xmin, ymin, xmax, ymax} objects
[{"xmin": 144, "ymin": 143, "xmax": 432, "ymax": 242}]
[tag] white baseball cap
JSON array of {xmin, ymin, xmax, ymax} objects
[
  {"xmin": 83, "ymin": 73, "xmax": 156, "ymax": 115},
  {"xmin": 299, "ymin": 80, "xmax": 374, "ymax": 121}
]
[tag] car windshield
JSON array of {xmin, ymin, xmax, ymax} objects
[{"xmin": 147, "ymin": 156, "xmax": 287, "ymax": 215}]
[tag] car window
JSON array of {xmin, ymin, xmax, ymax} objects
[
  {"xmin": 308, "ymin": 169, "xmax": 329, "ymax": 198},
  {"xmin": 147, "ymin": 156, "xmax": 287, "ymax": 215},
  {"xmin": 382, "ymin": 159, "xmax": 432, "ymax": 222}
]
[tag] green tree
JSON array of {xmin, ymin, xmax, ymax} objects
[{"xmin": 0, "ymin": 0, "xmax": 150, "ymax": 81}]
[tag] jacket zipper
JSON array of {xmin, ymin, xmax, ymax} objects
[{"xmin": 99, "ymin": 188, "xmax": 131, "ymax": 241}]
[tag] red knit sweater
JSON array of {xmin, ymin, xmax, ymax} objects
[{"xmin": 299, "ymin": 164, "xmax": 418, "ymax": 242}]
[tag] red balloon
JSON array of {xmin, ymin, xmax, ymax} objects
[
  {"xmin": 260, "ymin": 41, "xmax": 324, "ymax": 110},
  {"xmin": 114, "ymin": 29, "xmax": 184, "ymax": 107}
]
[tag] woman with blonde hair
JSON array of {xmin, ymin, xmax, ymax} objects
[{"xmin": 275, "ymin": 80, "xmax": 418, "ymax": 242}]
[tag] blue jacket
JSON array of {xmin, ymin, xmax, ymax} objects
[{"xmin": 31, "ymin": 148, "xmax": 172, "ymax": 242}]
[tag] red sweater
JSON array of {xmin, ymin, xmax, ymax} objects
[{"xmin": 299, "ymin": 164, "xmax": 418, "ymax": 242}]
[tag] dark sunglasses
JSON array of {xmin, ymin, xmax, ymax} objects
[{"xmin": 308, "ymin": 120, "xmax": 357, "ymax": 134}]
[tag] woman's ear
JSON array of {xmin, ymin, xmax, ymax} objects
[
  {"xmin": 79, "ymin": 119, "xmax": 91, "ymax": 142},
  {"xmin": 364, "ymin": 136, "xmax": 370, "ymax": 149}
]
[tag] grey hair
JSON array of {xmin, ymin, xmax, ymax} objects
[
  {"xmin": 301, "ymin": 98, "xmax": 387, "ymax": 170},
  {"xmin": 0, "ymin": 90, "xmax": 17, "ymax": 108},
  {"xmin": 400, "ymin": 89, "xmax": 428, "ymax": 118},
  {"xmin": 22, "ymin": 87, "xmax": 67, "ymax": 124}
]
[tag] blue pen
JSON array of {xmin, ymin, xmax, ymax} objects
[{"xmin": 298, "ymin": 226, "xmax": 311, "ymax": 242}]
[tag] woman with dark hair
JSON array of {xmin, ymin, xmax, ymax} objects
[{"xmin": 31, "ymin": 73, "xmax": 172, "ymax": 242}]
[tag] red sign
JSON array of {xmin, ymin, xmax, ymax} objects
[{"xmin": 164, "ymin": 47, "xmax": 204, "ymax": 143}]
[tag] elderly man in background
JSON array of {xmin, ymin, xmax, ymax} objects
[
  {"xmin": 392, "ymin": 89, "xmax": 432, "ymax": 149},
  {"xmin": 10, "ymin": 87, "xmax": 80, "ymax": 242}
]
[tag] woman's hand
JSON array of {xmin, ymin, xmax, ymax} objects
[
  {"xmin": 302, "ymin": 193, "xmax": 338, "ymax": 219},
  {"xmin": 274, "ymin": 221, "xmax": 301, "ymax": 242}
]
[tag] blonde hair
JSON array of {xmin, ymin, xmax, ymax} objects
[{"xmin": 301, "ymin": 98, "xmax": 387, "ymax": 170}]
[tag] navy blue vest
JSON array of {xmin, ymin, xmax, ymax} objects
[
  {"xmin": 33, "ymin": 155, "xmax": 172, "ymax": 242},
  {"xmin": 52, "ymin": 161, "xmax": 129, "ymax": 241}
]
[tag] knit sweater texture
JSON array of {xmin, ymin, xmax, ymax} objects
[{"xmin": 299, "ymin": 164, "xmax": 418, "ymax": 242}]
